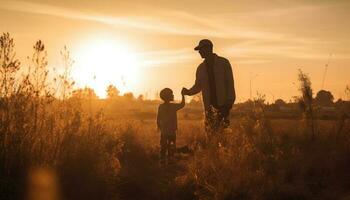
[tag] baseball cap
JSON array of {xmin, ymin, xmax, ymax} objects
[{"xmin": 194, "ymin": 39, "xmax": 213, "ymax": 50}]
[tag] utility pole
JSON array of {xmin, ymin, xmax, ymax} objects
[{"xmin": 321, "ymin": 54, "xmax": 332, "ymax": 90}]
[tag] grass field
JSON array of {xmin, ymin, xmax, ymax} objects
[
  {"xmin": 2, "ymin": 113, "xmax": 350, "ymax": 200},
  {"xmin": 1, "ymin": 33, "xmax": 350, "ymax": 200}
]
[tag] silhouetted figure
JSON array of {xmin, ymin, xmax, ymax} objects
[
  {"xmin": 182, "ymin": 39, "xmax": 235, "ymax": 135},
  {"xmin": 157, "ymin": 88, "xmax": 185, "ymax": 165}
]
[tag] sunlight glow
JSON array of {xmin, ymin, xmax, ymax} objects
[{"xmin": 73, "ymin": 38, "xmax": 140, "ymax": 98}]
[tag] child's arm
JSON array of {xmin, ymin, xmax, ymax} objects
[{"xmin": 175, "ymin": 94, "xmax": 185, "ymax": 111}]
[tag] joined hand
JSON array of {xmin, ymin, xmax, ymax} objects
[{"xmin": 181, "ymin": 87, "xmax": 189, "ymax": 96}]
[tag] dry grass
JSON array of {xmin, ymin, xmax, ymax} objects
[{"xmin": 1, "ymin": 33, "xmax": 350, "ymax": 200}]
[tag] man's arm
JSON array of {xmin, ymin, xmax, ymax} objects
[
  {"xmin": 186, "ymin": 66, "xmax": 202, "ymax": 96},
  {"xmin": 225, "ymin": 60, "xmax": 236, "ymax": 107}
]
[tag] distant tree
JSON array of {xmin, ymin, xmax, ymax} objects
[
  {"xmin": 190, "ymin": 98, "xmax": 198, "ymax": 104},
  {"xmin": 346, "ymin": 85, "xmax": 350, "ymax": 100},
  {"xmin": 274, "ymin": 99, "xmax": 286, "ymax": 107},
  {"xmin": 72, "ymin": 87, "xmax": 98, "ymax": 100},
  {"xmin": 154, "ymin": 91, "xmax": 159, "ymax": 100},
  {"xmin": 123, "ymin": 92, "xmax": 134, "ymax": 100},
  {"xmin": 190, "ymin": 93, "xmax": 202, "ymax": 105},
  {"xmin": 106, "ymin": 84, "xmax": 120, "ymax": 99},
  {"xmin": 314, "ymin": 90, "xmax": 334, "ymax": 106},
  {"xmin": 137, "ymin": 94, "xmax": 144, "ymax": 101},
  {"xmin": 335, "ymin": 98, "xmax": 344, "ymax": 105}
]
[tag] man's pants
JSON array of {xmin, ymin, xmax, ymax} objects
[
  {"xmin": 160, "ymin": 133, "xmax": 176, "ymax": 162},
  {"xmin": 205, "ymin": 106, "xmax": 231, "ymax": 135}
]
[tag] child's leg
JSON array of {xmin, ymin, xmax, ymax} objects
[
  {"xmin": 168, "ymin": 134, "xmax": 176, "ymax": 158},
  {"xmin": 160, "ymin": 134, "xmax": 167, "ymax": 164}
]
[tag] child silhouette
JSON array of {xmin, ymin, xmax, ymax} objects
[{"xmin": 157, "ymin": 88, "xmax": 185, "ymax": 165}]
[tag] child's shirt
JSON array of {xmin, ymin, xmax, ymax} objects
[{"xmin": 157, "ymin": 102, "xmax": 184, "ymax": 135}]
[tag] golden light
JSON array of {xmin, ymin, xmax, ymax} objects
[{"xmin": 72, "ymin": 38, "xmax": 140, "ymax": 98}]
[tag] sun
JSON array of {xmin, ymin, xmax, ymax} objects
[{"xmin": 72, "ymin": 38, "xmax": 140, "ymax": 98}]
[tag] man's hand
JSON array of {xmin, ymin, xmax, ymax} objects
[{"xmin": 181, "ymin": 87, "xmax": 189, "ymax": 96}]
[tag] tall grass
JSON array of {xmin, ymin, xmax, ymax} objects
[
  {"xmin": 1, "ymin": 33, "xmax": 350, "ymax": 200},
  {"xmin": 297, "ymin": 69, "xmax": 316, "ymax": 138},
  {"xmin": 185, "ymin": 96, "xmax": 350, "ymax": 200},
  {"xmin": 0, "ymin": 33, "xmax": 123, "ymax": 199}
]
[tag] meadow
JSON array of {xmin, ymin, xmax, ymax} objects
[{"xmin": 1, "ymin": 33, "xmax": 350, "ymax": 200}]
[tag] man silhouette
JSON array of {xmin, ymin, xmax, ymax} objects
[{"xmin": 182, "ymin": 39, "xmax": 235, "ymax": 134}]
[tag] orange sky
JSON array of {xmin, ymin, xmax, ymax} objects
[{"xmin": 1, "ymin": 0, "xmax": 349, "ymax": 102}]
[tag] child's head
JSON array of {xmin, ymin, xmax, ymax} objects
[{"xmin": 160, "ymin": 88, "xmax": 174, "ymax": 102}]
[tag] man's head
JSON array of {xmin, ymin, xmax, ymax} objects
[
  {"xmin": 194, "ymin": 39, "xmax": 213, "ymax": 59},
  {"xmin": 160, "ymin": 88, "xmax": 174, "ymax": 102}
]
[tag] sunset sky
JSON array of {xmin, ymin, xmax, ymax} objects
[{"xmin": 1, "ymin": 0, "xmax": 349, "ymax": 102}]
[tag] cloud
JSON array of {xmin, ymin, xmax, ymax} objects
[
  {"xmin": 137, "ymin": 48, "xmax": 195, "ymax": 67},
  {"xmin": 224, "ymin": 40, "xmax": 350, "ymax": 60},
  {"xmin": 2, "ymin": 0, "xmax": 349, "ymax": 63},
  {"xmin": 0, "ymin": 1, "xmax": 217, "ymax": 36},
  {"xmin": 0, "ymin": 0, "xmax": 324, "ymax": 43}
]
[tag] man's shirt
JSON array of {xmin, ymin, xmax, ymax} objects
[
  {"xmin": 205, "ymin": 57, "xmax": 218, "ymax": 108},
  {"xmin": 187, "ymin": 54, "xmax": 235, "ymax": 111}
]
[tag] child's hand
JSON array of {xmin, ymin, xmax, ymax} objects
[{"xmin": 181, "ymin": 87, "xmax": 188, "ymax": 96}]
